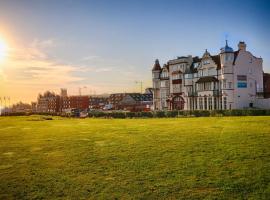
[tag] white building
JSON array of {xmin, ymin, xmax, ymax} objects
[{"xmin": 152, "ymin": 41, "xmax": 269, "ymax": 110}]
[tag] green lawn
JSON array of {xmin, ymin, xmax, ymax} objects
[{"xmin": 0, "ymin": 116, "xmax": 270, "ymax": 199}]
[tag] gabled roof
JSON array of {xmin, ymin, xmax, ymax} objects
[
  {"xmin": 196, "ymin": 76, "xmax": 218, "ymax": 83},
  {"xmin": 152, "ymin": 59, "xmax": 161, "ymax": 71},
  {"xmin": 211, "ymin": 55, "xmax": 221, "ymax": 69},
  {"xmin": 233, "ymin": 50, "xmax": 240, "ymax": 65},
  {"xmin": 193, "ymin": 56, "xmax": 201, "ymax": 63},
  {"xmin": 129, "ymin": 93, "xmax": 153, "ymax": 102}
]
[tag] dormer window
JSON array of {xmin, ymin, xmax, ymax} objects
[
  {"xmin": 161, "ymin": 70, "xmax": 168, "ymax": 78},
  {"xmin": 203, "ymin": 60, "xmax": 210, "ymax": 65}
]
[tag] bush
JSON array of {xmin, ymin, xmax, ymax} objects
[
  {"xmin": 141, "ymin": 112, "xmax": 154, "ymax": 118},
  {"xmin": 191, "ymin": 110, "xmax": 210, "ymax": 117},
  {"xmin": 110, "ymin": 112, "xmax": 126, "ymax": 119},
  {"xmin": 166, "ymin": 111, "xmax": 178, "ymax": 117},
  {"xmin": 90, "ymin": 111, "xmax": 106, "ymax": 118},
  {"xmin": 42, "ymin": 116, "xmax": 53, "ymax": 120},
  {"xmin": 126, "ymin": 112, "xmax": 136, "ymax": 118},
  {"xmin": 155, "ymin": 111, "xmax": 166, "ymax": 118},
  {"xmin": 87, "ymin": 109, "xmax": 270, "ymax": 118}
]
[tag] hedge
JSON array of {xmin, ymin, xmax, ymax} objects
[
  {"xmin": 3, "ymin": 109, "xmax": 270, "ymax": 118},
  {"xmin": 88, "ymin": 109, "xmax": 270, "ymax": 118}
]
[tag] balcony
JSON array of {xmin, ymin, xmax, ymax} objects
[
  {"xmin": 187, "ymin": 91, "xmax": 198, "ymax": 97},
  {"xmin": 256, "ymin": 88, "xmax": 264, "ymax": 98},
  {"xmin": 213, "ymin": 90, "xmax": 222, "ymax": 96}
]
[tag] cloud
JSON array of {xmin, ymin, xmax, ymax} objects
[
  {"xmin": 0, "ymin": 39, "xmax": 88, "ymax": 103},
  {"xmin": 2, "ymin": 44, "xmax": 84, "ymax": 86},
  {"xmin": 31, "ymin": 38, "xmax": 56, "ymax": 49},
  {"xmin": 0, "ymin": 39, "xmax": 152, "ymax": 103}
]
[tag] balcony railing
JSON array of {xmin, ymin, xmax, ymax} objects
[
  {"xmin": 187, "ymin": 91, "xmax": 198, "ymax": 97},
  {"xmin": 213, "ymin": 90, "xmax": 222, "ymax": 96}
]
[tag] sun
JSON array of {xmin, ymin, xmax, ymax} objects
[{"xmin": 0, "ymin": 38, "xmax": 7, "ymax": 62}]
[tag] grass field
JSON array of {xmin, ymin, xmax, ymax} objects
[{"xmin": 0, "ymin": 116, "xmax": 270, "ymax": 199}]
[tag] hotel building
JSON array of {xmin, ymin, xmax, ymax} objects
[{"xmin": 152, "ymin": 41, "xmax": 269, "ymax": 110}]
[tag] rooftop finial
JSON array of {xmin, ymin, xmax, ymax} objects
[{"xmin": 226, "ymin": 39, "xmax": 228, "ymax": 46}]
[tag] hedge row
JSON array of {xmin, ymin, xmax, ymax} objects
[
  {"xmin": 2, "ymin": 109, "xmax": 270, "ymax": 118},
  {"xmin": 88, "ymin": 109, "xmax": 270, "ymax": 118}
]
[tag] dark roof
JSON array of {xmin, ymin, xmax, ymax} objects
[
  {"xmin": 193, "ymin": 56, "xmax": 201, "ymax": 63},
  {"xmin": 152, "ymin": 59, "xmax": 161, "ymax": 71},
  {"xmin": 211, "ymin": 55, "xmax": 221, "ymax": 70},
  {"xmin": 177, "ymin": 56, "xmax": 188, "ymax": 59},
  {"xmin": 233, "ymin": 50, "xmax": 239, "ymax": 65},
  {"xmin": 187, "ymin": 56, "xmax": 201, "ymax": 74},
  {"xmin": 129, "ymin": 94, "xmax": 153, "ymax": 102},
  {"xmin": 196, "ymin": 76, "xmax": 218, "ymax": 83}
]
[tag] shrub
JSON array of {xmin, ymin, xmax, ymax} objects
[
  {"xmin": 191, "ymin": 110, "xmax": 210, "ymax": 117},
  {"xmin": 126, "ymin": 112, "xmax": 136, "ymax": 118},
  {"xmin": 91, "ymin": 111, "xmax": 106, "ymax": 118},
  {"xmin": 111, "ymin": 112, "xmax": 126, "ymax": 119},
  {"xmin": 140, "ymin": 111, "xmax": 153, "ymax": 118},
  {"xmin": 155, "ymin": 111, "xmax": 166, "ymax": 118},
  {"xmin": 166, "ymin": 111, "xmax": 179, "ymax": 117},
  {"xmin": 42, "ymin": 116, "xmax": 53, "ymax": 120}
]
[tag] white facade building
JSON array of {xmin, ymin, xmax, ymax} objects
[{"xmin": 152, "ymin": 41, "xmax": 269, "ymax": 110}]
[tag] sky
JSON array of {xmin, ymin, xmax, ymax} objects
[{"xmin": 0, "ymin": 0, "xmax": 269, "ymax": 104}]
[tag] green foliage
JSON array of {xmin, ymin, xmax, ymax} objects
[
  {"xmin": 166, "ymin": 110, "xmax": 179, "ymax": 117},
  {"xmin": 87, "ymin": 109, "xmax": 270, "ymax": 119},
  {"xmin": 140, "ymin": 111, "xmax": 154, "ymax": 118},
  {"xmin": 110, "ymin": 112, "xmax": 126, "ymax": 119},
  {"xmin": 155, "ymin": 111, "xmax": 166, "ymax": 118},
  {"xmin": 126, "ymin": 112, "xmax": 136, "ymax": 118}
]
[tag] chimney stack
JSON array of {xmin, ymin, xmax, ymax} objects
[{"xmin": 238, "ymin": 41, "xmax": 246, "ymax": 51}]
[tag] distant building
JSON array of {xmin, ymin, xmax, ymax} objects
[
  {"xmin": 31, "ymin": 102, "xmax": 37, "ymax": 112},
  {"xmin": 152, "ymin": 41, "xmax": 270, "ymax": 110},
  {"xmin": 11, "ymin": 102, "xmax": 32, "ymax": 113},
  {"xmin": 37, "ymin": 91, "xmax": 55, "ymax": 113},
  {"xmin": 69, "ymin": 96, "xmax": 89, "ymax": 110},
  {"xmin": 48, "ymin": 95, "xmax": 60, "ymax": 113},
  {"xmin": 119, "ymin": 93, "xmax": 153, "ymax": 111},
  {"xmin": 89, "ymin": 96, "xmax": 109, "ymax": 109},
  {"xmin": 61, "ymin": 88, "xmax": 68, "ymax": 97},
  {"xmin": 144, "ymin": 88, "xmax": 153, "ymax": 94},
  {"xmin": 109, "ymin": 93, "xmax": 128, "ymax": 110}
]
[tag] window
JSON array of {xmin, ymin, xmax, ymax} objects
[
  {"xmin": 223, "ymin": 97, "xmax": 227, "ymax": 110},
  {"xmin": 220, "ymin": 97, "xmax": 222, "ymax": 110},
  {"xmin": 213, "ymin": 97, "xmax": 217, "ymax": 110},
  {"xmin": 228, "ymin": 82, "xmax": 232, "ymax": 89},
  {"xmin": 172, "ymin": 73, "xmax": 181, "ymax": 80},
  {"xmin": 208, "ymin": 97, "xmax": 212, "ymax": 110},
  {"xmin": 203, "ymin": 60, "xmax": 210, "ymax": 65},
  {"xmin": 160, "ymin": 81, "xmax": 166, "ymax": 87},
  {"xmin": 199, "ymin": 98, "xmax": 203, "ymax": 110},
  {"xmin": 184, "ymin": 74, "xmax": 193, "ymax": 79},
  {"xmin": 204, "ymin": 96, "xmax": 207, "ymax": 110},
  {"xmin": 199, "ymin": 70, "xmax": 203, "ymax": 77},
  {"xmin": 161, "ymin": 70, "xmax": 168, "ymax": 78},
  {"xmin": 223, "ymin": 80, "xmax": 226, "ymax": 89}
]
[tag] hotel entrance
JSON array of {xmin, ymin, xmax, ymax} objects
[{"xmin": 168, "ymin": 96, "xmax": 185, "ymax": 110}]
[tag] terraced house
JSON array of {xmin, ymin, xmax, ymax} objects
[{"xmin": 152, "ymin": 41, "xmax": 270, "ymax": 110}]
